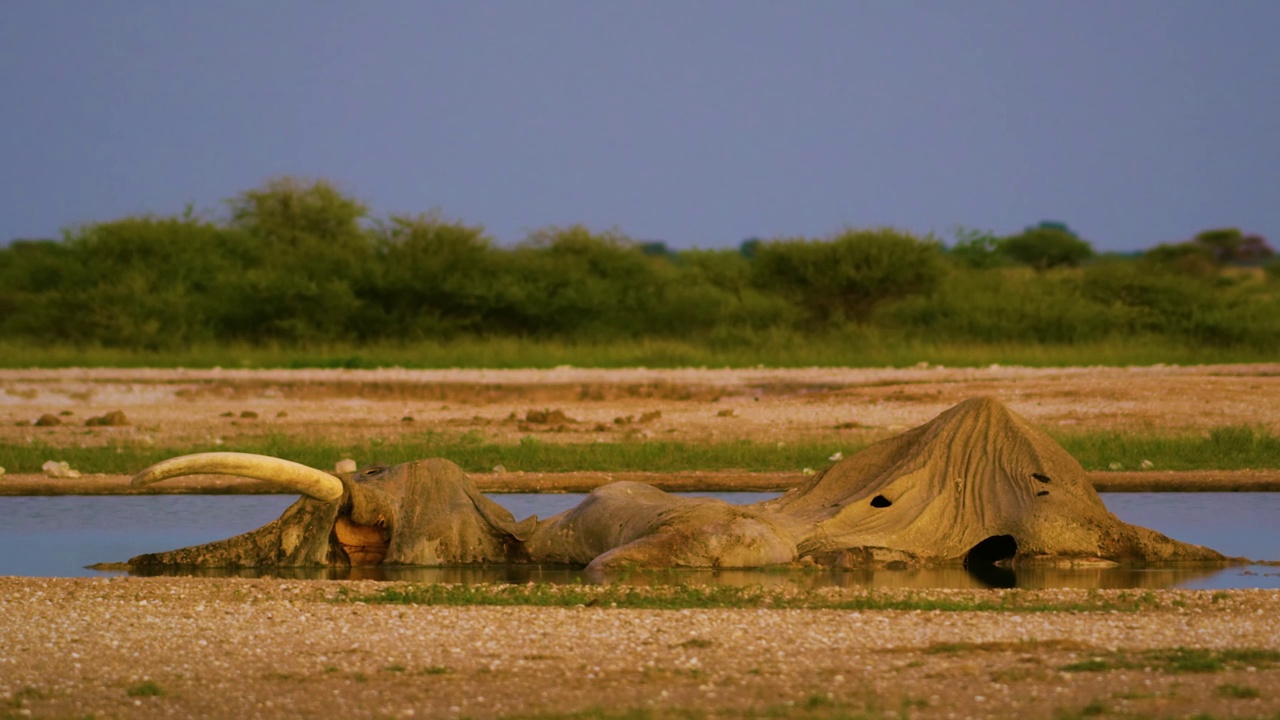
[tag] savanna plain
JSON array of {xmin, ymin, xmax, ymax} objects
[{"xmin": 3, "ymin": 364, "xmax": 1280, "ymax": 719}]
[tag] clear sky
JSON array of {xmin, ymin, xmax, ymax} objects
[{"xmin": 2, "ymin": 1, "xmax": 1277, "ymax": 252}]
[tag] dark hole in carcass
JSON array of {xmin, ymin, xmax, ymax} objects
[
  {"xmin": 870, "ymin": 495, "xmax": 892, "ymax": 508},
  {"xmin": 965, "ymin": 535, "xmax": 1018, "ymax": 567},
  {"xmin": 1032, "ymin": 473, "xmax": 1051, "ymax": 483},
  {"xmin": 964, "ymin": 535, "xmax": 1019, "ymax": 588}
]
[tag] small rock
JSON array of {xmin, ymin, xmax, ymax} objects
[
  {"xmin": 220, "ymin": 411, "xmax": 234, "ymax": 417},
  {"xmin": 42, "ymin": 460, "xmax": 80, "ymax": 478},
  {"xmin": 239, "ymin": 411, "xmax": 258, "ymax": 419},
  {"xmin": 828, "ymin": 451, "xmax": 844, "ymax": 462},
  {"xmin": 1140, "ymin": 459, "xmax": 1155, "ymax": 470},
  {"xmin": 85, "ymin": 410, "xmax": 129, "ymax": 427},
  {"xmin": 0, "ymin": 466, "xmax": 6, "ymax": 476},
  {"xmin": 492, "ymin": 465, "xmax": 507, "ymax": 474},
  {"xmin": 335, "ymin": 458, "xmax": 358, "ymax": 474},
  {"xmin": 34, "ymin": 413, "xmax": 62, "ymax": 426},
  {"xmin": 1108, "ymin": 462, "xmax": 1124, "ymax": 470},
  {"xmin": 716, "ymin": 409, "xmax": 735, "ymax": 418}
]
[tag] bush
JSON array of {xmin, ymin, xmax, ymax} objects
[
  {"xmin": 219, "ymin": 177, "xmax": 376, "ymax": 342},
  {"xmin": 368, "ymin": 213, "xmax": 502, "ymax": 338},
  {"xmin": 878, "ymin": 267, "xmax": 1119, "ymax": 344},
  {"xmin": 751, "ymin": 228, "xmax": 945, "ymax": 324},
  {"xmin": 948, "ymin": 227, "xmax": 1007, "ymax": 269},
  {"xmin": 998, "ymin": 227, "xmax": 1094, "ymax": 270}
]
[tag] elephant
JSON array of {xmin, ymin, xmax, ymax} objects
[{"xmin": 123, "ymin": 397, "xmax": 1232, "ymax": 574}]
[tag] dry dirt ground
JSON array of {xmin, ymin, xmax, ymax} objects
[{"xmin": 3, "ymin": 365, "xmax": 1280, "ymax": 719}]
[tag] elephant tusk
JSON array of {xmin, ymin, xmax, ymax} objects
[{"xmin": 131, "ymin": 452, "xmax": 345, "ymax": 502}]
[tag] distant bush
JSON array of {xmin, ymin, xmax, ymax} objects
[
  {"xmin": 218, "ymin": 177, "xmax": 375, "ymax": 343},
  {"xmin": 997, "ymin": 226, "xmax": 1094, "ymax": 270},
  {"xmin": 751, "ymin": 228, "xmax": 945, "ymax": 323},
  {"xmin": 1142, "ymin": 242, "xmax": 1219, "ymax": 277},
  {"xmin": 947, "ymin": 228, "xmax": 1006, "ymax": 269},
  {"xmin": 1192, "ymin": 228, "xmax": 1274, "ymax": 264},
  {"xmin": 368, "ymin": 213, "xmax": 503, "ymax": 338}
]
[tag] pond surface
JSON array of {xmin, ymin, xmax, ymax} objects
[{"xmin": 2, "ymin": 492, "xmax": 1277, "ymax": 589}]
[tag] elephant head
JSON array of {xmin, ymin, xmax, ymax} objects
[{"xmin": 128, "ymin": 453, "xmax": 534, "ymax": 569}]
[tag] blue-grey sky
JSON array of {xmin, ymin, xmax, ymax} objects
[{"xmin": 2, "ymin": 1, "xmax": 1277, "ymax": 252}]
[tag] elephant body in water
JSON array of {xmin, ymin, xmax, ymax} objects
[{"xmin": 125, "ymin": 398, "xmax": 1230, "ymax": 574}]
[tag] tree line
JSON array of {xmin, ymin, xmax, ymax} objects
[{"xmin": 2, "ymin": 178, "xmax": 1277, "ymax": 351}]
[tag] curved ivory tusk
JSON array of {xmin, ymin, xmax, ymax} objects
[{"xmin": 131, "ymin": 452, "xmax": 344, "ymax": 502}]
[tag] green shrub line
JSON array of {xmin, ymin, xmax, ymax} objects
[
  {"xmin": 4, "ymin": 426, "xmax": 1279, "ymax": 475},
  {"xmin": 2, "ymin": 178, "xmax": 1277, "ymax": 359}
]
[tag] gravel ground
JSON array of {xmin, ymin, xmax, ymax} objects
[{"xmin": 3, "ymin": 577, "xmax": 1280, "ymax": 719}]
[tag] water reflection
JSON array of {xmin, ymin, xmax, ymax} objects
[{"xmin": 121, "ymin": 560, "xmax": 1236, "ymax": 590}]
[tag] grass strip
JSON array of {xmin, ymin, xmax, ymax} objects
[
  {"xmin": 336, "ymin": 583, "xmax": 1186, "ymax": 613},
  {"xmin": 1060, "ymin": 647, "xmax": 1280, "ymax": 674},
  {"xmin": 0, "ymin": 437, "xmax": 850, "ymax": 475},
  {"xmin": 6, "ymin": 426, "xmax": 1280, "ymax": 474},
  {"xmin": 3, "ymin": 336, "xmax": 1277, "ymax": 370}
]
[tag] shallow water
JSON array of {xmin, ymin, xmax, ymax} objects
[{"xmin": 2, "ymin": 492, "xmax": 1277, "ymax": 589}]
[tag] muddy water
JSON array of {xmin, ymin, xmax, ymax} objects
[{"xmin": 2, "ymin": 493, "xmax": 1277, "ymax": 589}]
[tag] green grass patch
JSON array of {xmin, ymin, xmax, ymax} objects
[
  {"xmin": 125, "ymin": 681, "xmax": 165, "ymax": 697},
  {"xmin": 3, "ymin": 334, "xmax": 1275, "ymax": 371},
  {"xmin": 0, "ymin": 436, "xmax": 854, "ymax": 475},
  {"xmin": 1060, "ymin": 648, "xmax": 1280, "ymax": 674},
  {"xmin": 1218, "ymin": 683, "xmax": 1262, "ymax": 699},
  {"xmin": 478, "ymin": 697, "xmax": 930, "ymax": 719},
  {"xmin": 1057, "ymin": 426, "xmax": 1280, "ymax": 472},
  {"xmin": 334, "ymin": 583, "xmax": 1188, "ymax": 613}
]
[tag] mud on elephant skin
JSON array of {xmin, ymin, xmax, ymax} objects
[{"xmin": 121, "ymin": 397, "xmax": 1235, "ymax": 573}]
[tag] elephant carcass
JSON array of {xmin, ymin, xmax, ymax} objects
[
  {"xmin": 766, "ymin": 396, "xmax": 1227, "ymax": 568},
  {"xmin": 121, "ymin": 397, "xmax": 1231, "ymax": 572},
  {"xmin": 128, "ymin": 455, "xmax": 534, "ymax": 568}
]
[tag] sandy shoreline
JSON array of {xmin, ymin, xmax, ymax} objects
[{"xmin": 2, "ymin": 577, "xmax": 1279, "ymax": 719}]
